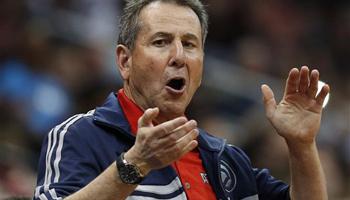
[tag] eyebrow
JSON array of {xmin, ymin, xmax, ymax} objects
[
  {"xmin": 182, "ymin": 33, "xmax": 200, "ymax": 43},
  {"xmin": 150, "ymin": 32, "xmax": 200, "ymax": 42},
  {"xmin": 150, "ymin": 32, "xmax": 173, "ymax": 41}
]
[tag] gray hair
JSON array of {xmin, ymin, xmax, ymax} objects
[{"xmin": 118, "ymin": 0, "xmax": 208, "ymax": 50}]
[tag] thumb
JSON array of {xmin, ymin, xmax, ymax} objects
[
  {"xmin": 261, "ymin": 84, "xmax": 276, "ymax": 119},
  {"xmin": 138, "ymin": 107, "xmax": 159, "ymax": 128}
]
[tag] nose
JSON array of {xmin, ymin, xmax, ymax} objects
[{"xmin": 169, "ymin": 40, "xmax": 185, "ymax": 67}]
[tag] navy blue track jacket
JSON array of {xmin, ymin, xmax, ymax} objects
[{"xmin": 34, "ymin": 92, "xmax": 290, "ymax": 200}]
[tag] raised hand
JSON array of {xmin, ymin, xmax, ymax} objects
[
  {"xmin": 261, "ymin": 66, "xmax": 330, "ymax": 144},
  {"xmin": 124, "ymin": 108, "xmax": 199, "ymax": 175}
]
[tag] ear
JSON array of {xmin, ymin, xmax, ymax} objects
[{"xmin": 116, "ymin": 44, "xmax": 132, "ymax": 80}]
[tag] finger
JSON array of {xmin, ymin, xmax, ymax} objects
[
  {"xmin": 138, "ymin": 107, "xmax": 159, "ymax": 128},
  {"xmin": 179, "ymin": 140, "xmax": 198, "ymax": 158},
  {"xmin": 298, "ymin": 66, "xmax": 310, "ymax": 93},
  {"xmin": 152, "ymin": 116, "xmax": 188, "ymax": 137},
  {"xmin": 261, "ymin": 84, "xmax": 277, "ymax": 119},
  {"xmin": 316, "ymin": 84, "xmax": 330, "ymax": 106},
  {"xmin": 174, "ymin": 129, "xmax": 199, "ymax": 157},
  {"xmin": 169, "ymin": 119, "xmax": 197, "ymax": 138},
  {"xmin": 284, "ymin": 68, "xmax": 300, "ymax": 96},
  {"xmin": 158, "ymin": 120, "xmax": 197, "ymax": 147},
  {"xmin": 306, "ymin": 69, "xmax": 319, "ymax": 98}
]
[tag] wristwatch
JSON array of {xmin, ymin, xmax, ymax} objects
[{"xmin": 116, "ymin": 152, "xmax": 144, "ymax": 184}]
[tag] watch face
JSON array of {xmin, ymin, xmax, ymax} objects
[
  {"xmin": 117, "ymin": 154, "xmax": 143, "ymax": 184},
  {"xmin": 119, "ymin": 164, "xmax": 142, "ymax": 184}
]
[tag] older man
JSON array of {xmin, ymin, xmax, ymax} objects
[{"xmin": 34, "ymin": 0, "xmax": 329, "ymax": 200}]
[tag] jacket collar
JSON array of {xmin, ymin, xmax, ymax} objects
[
  {"xmin": 198, "ymin": 129, "xmax": 226, "ymax": 152},
  {"xmin": 93, "ymin": 92, "xmax": 225, "ymax": 151},
  {"xmin": 93, "ymin": 92, "xmax": 132, "ymax": 136}
]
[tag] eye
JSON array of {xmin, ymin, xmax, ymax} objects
[
  {"xmin": 152, "ymin": 39, "xmax": 168, "ymax": 47},
  {"xmin": 183, "ymin": 41, "xmax": 196, "ymax": 49}
]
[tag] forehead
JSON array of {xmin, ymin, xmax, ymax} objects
[{"xmin": 138, "ymin": 1, "xmax": 202, "ymax": 39}]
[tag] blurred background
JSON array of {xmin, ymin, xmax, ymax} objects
[{"xmin": 0, "ymin": 0, "xmax": 349, "ymax": 199}]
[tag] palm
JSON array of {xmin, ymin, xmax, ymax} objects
[
  {"xmin": 262, "ymin": 67, "xmax": 330, "ymax": 144},
  {"xmin": 272, "ymin": 93, "xmax": 321, "ymax": 142}
]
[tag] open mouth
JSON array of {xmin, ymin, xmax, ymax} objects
[{"xmin": 166, "ymin": 78, "xmax": 185, "ymax": 91}]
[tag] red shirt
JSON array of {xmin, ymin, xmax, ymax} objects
[{"xmin": 117, "ymin": 89, "xmax": 216, "ymax": 200}]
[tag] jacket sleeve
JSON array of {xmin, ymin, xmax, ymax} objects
[
  {"xmin": 253, "ymin": 168, "xmax": 290, "ymax": 200},
  {"xmin": 33, "ymin": 115, "xmax": 102, "ymax": 200},
  {"xmin": 230, "ymin": 145, "xmax": 290, "ymax": 200}
]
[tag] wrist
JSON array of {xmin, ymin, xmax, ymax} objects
[
  {"xmin": 116, "ymin": 152, "xmax": 146, "ymax": 185},
  {"xmin": 285, "ymin": 139, "xmax": 317, "ymax": 158},
  {"xmin": 124, "ymin": 149, "xmax": 151, "ymax": 176}
]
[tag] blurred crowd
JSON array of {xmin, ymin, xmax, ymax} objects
[{"xmin": 0, "ymin": 0, "xmax": 349, "ymax": 199}]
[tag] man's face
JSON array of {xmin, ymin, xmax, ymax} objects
[{"xmin": 121, "ymin": 1, "xmax": 204, "ymax": 122}]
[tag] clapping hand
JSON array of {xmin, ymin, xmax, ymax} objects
[
  {"xmin": 125, "ymin": 108, "xmax": 199, "ymax": 175},
  {"xmin": 261, "ymin": 66, "xmax": 330, "ymax": 145}
]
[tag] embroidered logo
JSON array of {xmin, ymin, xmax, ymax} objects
[
  {"xmin": 219, "ymin": 160, "xmax": 237, "ymax": 193},
  {"xmin": 200, "ymin": 172, "xmax": 209, "ymax": 184}
]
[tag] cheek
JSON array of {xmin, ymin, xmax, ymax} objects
[
  {"xmin": 194, "ymin": 68, "xmax": 203, "ymax": 88},
  {"xmin": 189, "ymin": 59, "xmax": 203, "ymax": 88},
  {"xmin": 135, "ymin": 50, "xmax": 165, "ymax": 74},
  {"xmin": 132, "ymin": 59, "xmax": 165, "ymax": 90}
]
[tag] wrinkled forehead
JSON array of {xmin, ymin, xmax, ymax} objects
[{"xmin": 137, "ymin": 1, "xmax": 202, "ymax": 39}]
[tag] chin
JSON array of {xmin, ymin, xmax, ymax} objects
[{"xmin": 159, "ymin": 103, "xmax": 186, "ymax": 120}]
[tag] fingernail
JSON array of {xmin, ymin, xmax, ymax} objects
[
  {"xmin": 194, "ymin": 129, "xmax": 199, "ymax": 136},
  {"xmin": 191, "ymin": 120, "xmax": 197, "ymax": 126},
  {"xmin": 177, "ymin": 116, "xmax": 187, "ymax": 122}
]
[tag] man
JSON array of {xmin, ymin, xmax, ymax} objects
[{"xmin": 34, "ymin": 0, "xmax": 330, "ymax": 199}]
